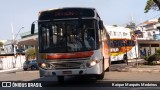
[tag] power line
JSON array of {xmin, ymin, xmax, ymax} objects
[{"xmin": 136, "ymin": 14, "xmax": 160, "ymax": 26}]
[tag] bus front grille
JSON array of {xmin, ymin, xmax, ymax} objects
[{"xmin": 50, "ymin": 62, "xmax": 84, "ymax": 69}]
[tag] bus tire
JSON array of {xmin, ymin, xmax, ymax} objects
[
  {"xmin": 96, "ymin": 72, "xmax": 104, "ymax": 80},
  {"xmin": 57, "ymin": 76, "xmax": 64, "ymax": 83},
  {"xmin": 105, "ymin": 57, "xmax": 111, "ymax": 72},
  {"xmin": 106, "ymin": 67, "xmax": 109, "ymax": 72},
  {"xmin": 96, "ymin": 60, "xmax": 104, "ymax": 80}
]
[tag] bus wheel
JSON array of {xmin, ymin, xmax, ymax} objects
[
  {"xmin": 105, "ymin": 57, "xmax": 111, "ymax": 72},
  {"xmin": 96, "ymin": 60, "xmax": 104, "ymax": 80},
  {"xmin": 96, "ymin": 72, "xmax": 104, "ymax": 80},
  {"xmin": 106, "ymin": 67, "xmax": 109, "ymax": 72},
  {"xmin": 57, "ymin": 76, "xmax": 64, "ymax": 83}
]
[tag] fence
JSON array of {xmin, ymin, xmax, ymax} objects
[{"xmin": 0, "ymin": 53, "xmax": 26, "ymax": 70}]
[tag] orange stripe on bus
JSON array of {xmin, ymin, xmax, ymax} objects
[
  {"xmin": 120, "ymin": 46, "xmax": 133, "ymax": 52},
  {"xmin": 46, "ymin": 51, "xmax": 94, "ymax": 59}
]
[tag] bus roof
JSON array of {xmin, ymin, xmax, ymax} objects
[
  {"xmin": 38, "ymin": 7, "xmax": 99, "ymax": 20},
  {"xmin": 104, "ymin": 25, "xmax": 131, "ymax": 39},
  {"xmin": 39, "ymin": 7, "xmax": 96, "ymax": 13}
]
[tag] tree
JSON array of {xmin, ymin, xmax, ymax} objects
[
  {"xmin": 0, "ymin": 42, "xmax": 3, "ymax": 54},
  {"xmin": 113, "ymin": 25, "xmax": 118, "ymax": 27},
  {"xmin": 25, "ymin": 48, "xmax": 36, "ymax": 60},
  {"xmin": 144, "ymin": 0, "xmax": 160, "ymax": 13},
  {"xmin": 0, "ymin": 42, "xmax": 3, "ymax": 47},
  {"xmin": 126, "ymin": 22, "xmax": 136, "ymax": 30}
]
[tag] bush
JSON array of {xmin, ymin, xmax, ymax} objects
[
  {"xmin": 144, "ymin": 56, "xmax": 149, "ymax": 61},
  {"xmin": 156, "ymin": 48, "xmax": 160, "ymax": 59},
  {"xmin": 26, "ymin": 48, "xmax": 36, "ymax": 60},
  {"xmin": 147, "ymin": 54, "xmax": 158, "ymax": 64}
]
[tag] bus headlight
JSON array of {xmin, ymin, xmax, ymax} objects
[
  {"xmin": 86, "ymin": 60, "xmax": 99, "ymax": 67},
  {"xmin": 38, "ymin": 62, "xmax": 52, "ymax": 69},
  {"xmin": 90, "ymin": 61, "xmax": 97, "ymax": 66}
]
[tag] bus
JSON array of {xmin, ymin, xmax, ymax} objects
[
  {"xmin": 105, "ymin": 26, "xmax": 137, "ymax": 62},
  {"xmin": 31, "ymin": 7, "xmax": 110, "ymax": 82}
]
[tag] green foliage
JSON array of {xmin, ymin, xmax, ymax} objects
[
  {"xmin": 156, "ymin": 48, "xmax": 160, "ymax": 56},
  {"xmin": 113, "ymin": 25, "xmax": 118, "ymax": 27},
  {"xmin": 126, "ymin": 22, "xmax": 136, "ymax": 30},
  {"xmin": 0, "ymin": 42, "xmax": 3, "ymax": 47},
  {"xmin": 144, "ymin": 48, "xmax": 160, "ymax": 65},
  {"xmin": 144, "ymin": 56, "xmax": 149, "ymax": 61},
  {"xmin": 25, "ymin": 48, "xmax": 36, "ymax": 60},
  {"xmin": 144, "ymin": 0, "xmax": 160, "ymax": 13},
  {"xmin": 147, "ymin": 54, "xmax": 156, "ymax": 63}
]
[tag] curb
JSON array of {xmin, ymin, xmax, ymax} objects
[
  {"xmin": 110, "ymin": 59, "xmax": 160, "ymax": 73},
  {"xmin": 0, "ymin": 68, "xmax": 19, "ymax": 73},
  {"xmin": 16, "ymin": 70, "xmax": 39, "ymax": 74},
  {"xmin": 114, "ymin": 67, "xmax": 160, "ymax": 73}
]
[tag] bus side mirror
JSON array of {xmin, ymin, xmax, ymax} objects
[
  {"xmin": 31, "ymin": 23, "xmax": 35, "ymax": 34},
  {"xmin": 99, "ymin": 20, "xmax": 104, "ymax": 30}
]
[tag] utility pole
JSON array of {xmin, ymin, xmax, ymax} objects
[
  {"xmin": 131, "ymin": 34, "xmax": 138, "ymax": 68},
  {"xmin": 11, "ymin": 23, "xmax": 24, "ymax": 68},
  {"xmin": 11, "ymin": 23, "xmax": 16, "ymax": 68},
  {"xmin": 123, "ymin": 38, "xmax": 128, "ymax": 65},
  {"xmin": 11, "ymin": 23, "xmax": 16, "ymax": 55}
]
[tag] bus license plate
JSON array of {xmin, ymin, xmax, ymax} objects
[{"xmin": 62, "ymin": 71, "xmax": 72, "ymax": 74}]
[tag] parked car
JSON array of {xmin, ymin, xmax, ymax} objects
[{"xmin": 23, "ymin": 60, "xmax": 38, "ymax": 71}]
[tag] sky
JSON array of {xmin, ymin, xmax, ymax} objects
[{"xmin": 0, "ymin": 0, "xmax": 160, "ymax": 40}]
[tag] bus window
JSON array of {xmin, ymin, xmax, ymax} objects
[{"xmin": 113, "ymin": 32, "xmax": 115, "ymax": 36}]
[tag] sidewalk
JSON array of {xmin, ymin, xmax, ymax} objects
[
  {"xmin": 110, "ymin": 59, "xmax": 160, "ymax": 73},
  {"xmin": 0, "ymin": 68, "xmax": 22, "ymax": 73},
  {"xmin": 1, "ymin": 59, "xmax": 160, "ymax": 73}
]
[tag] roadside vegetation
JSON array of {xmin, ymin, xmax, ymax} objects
[
  {"xmin": 25, "ymin": 47, "xmax": 36, "ymax": 61},
  {"xmin": 143, "ymin": 0, "xmax": 160, "ymax": 65},
  {"xmin": 144, "ymin": 48, "xmax": 160, "ymax": 65}
]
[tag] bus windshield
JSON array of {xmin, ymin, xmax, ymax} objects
[{"xmin": 39, "ymin": 19, "xmax": 98, "ymax": 53}]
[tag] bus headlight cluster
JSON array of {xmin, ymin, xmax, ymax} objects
[
  {"xmin": 38, "ymin": 62, "xmax": 52, "ymax": 70},
  {"xmin": 86, "ymin": 60, "xmax": 99, "ymax": 67}
]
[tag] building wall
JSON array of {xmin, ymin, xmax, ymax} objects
[
  {"xmin": 139, "ymin": 43, "xmax": 160, "ymax": 58},
  {"xmin": 3, "ymin": 40, "xmax": 13, "ymax": 54},
  {"xmin": 0, "ymin": 54, "xmax": 26, "ymax": 70}
]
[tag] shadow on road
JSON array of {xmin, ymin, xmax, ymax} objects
[{"xmin": 30, "ymin": 75, "xmax": 99, "ymax": 87}]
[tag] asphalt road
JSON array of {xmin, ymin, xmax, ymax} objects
[{"xmin": 0, "ymin": 63, "xmax": 160, "ymax": 90}]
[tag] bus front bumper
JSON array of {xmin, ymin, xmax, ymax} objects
[{"xmin": 39, "ymin": 62, "xmax": 103, "ymax": 77}]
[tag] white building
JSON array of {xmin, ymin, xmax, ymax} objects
[
  {"xmin": 136, "ymin": 19, "xmax": 160, "ymax": 57},
  {"xmin": 136, "ymin": 19, "xmax": 159, "ymax": 40},
  {"xmin": 3, "ymin": 40, "xmax": 14, "ymax": 54}
]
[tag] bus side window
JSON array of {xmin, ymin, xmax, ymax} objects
[
  {"xmin": 113, "ymin": 41, "xmax": 117, "ymax": 47},
  {"xmin": 110, "ymin": 41, "xmax": 113, "ymax": 47},
  {"xmin": 128, "ymin": 40, "xmax": 131, "ymax": 46},
  {"xmin": 119, "ymin": 40, "xmax": 122, "ymax": 47}
]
